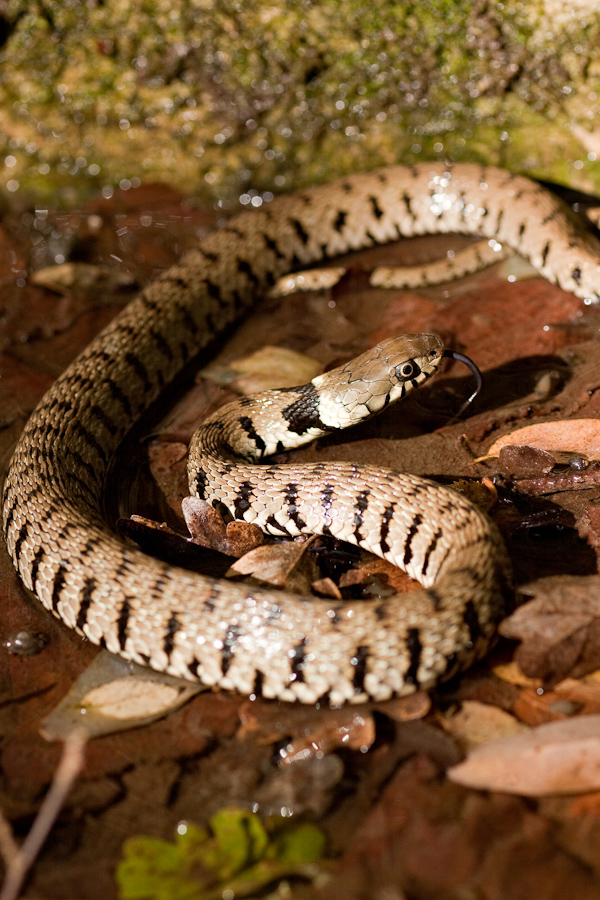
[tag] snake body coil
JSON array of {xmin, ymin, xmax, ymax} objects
[{"xmin": 4, "ymin": 163, "xmax": 600, "ymax": 703}]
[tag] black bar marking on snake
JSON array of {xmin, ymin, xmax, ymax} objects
[
  {"xmin": 495, "ymin": 207, "xmax": 504, "ymax": 235},
  {"xmin": 351, "ymin": 645, "xmax": 369, "ymax": 693},
  {"xmin": 117, "ymin": 597, "xmax": 131, "ymax": 651},
  {"xmin": 572, "ymin": 265, "xmax": 582, "ymax": 285},
  {"xmin": 187, "ymin": 659, "xmax": 200, "ymax": 679},
  {"xmin": 421, "ymin": 527, "xmax": 443, "ymax": 579},
  {"xmin": 149, "ymin": 327, "xmax": 174, "ymax": 362},
  {"xmin": 463, "ymin": 599, "xmax": 482, "ymax": 646},
  {"xmin": 402, "ymin": 192, "xmax": 414, "ymax": 219},
  {"xmin": 542, "ymin": 209, "xmax": 559, "ymax": 226},
  {"xmin": 369, "ymin": 196, "xmax": 384, "ymax": 220},
  {"xmin": 192, "ymin": 467, "xmax": 208, "ymax": 500},
  {"xmin": 541, "ymin": 241, "xmax": 551, "ymax": 268},
  {"xmin": 334, "ymin": 210, "xmax": 347, "ymax": 232},
  {"xmin": 30, "ymin": 545, "xmax": 45, "ymax": 593},
  {"xmin": 106, "ymin": 376, "xmax": 133, "ymax": 418},
  {"xmin": 51, "ymin": 564, "xmax": 67, "ymax": 613},
  {"xmin": 292, "ymin": 218, "xmax": 309, "ymax": 245},
  {"xmin": 403, "ymin": 513, "xmax": 423, "ymax": 566},
  {"xmin": 173, "ymin": 302, "xmax": 200, "ymax": 337},
  {"xmin": 238, "ymin": 416, "xmax": 267, "ymax": 456},
  {"xmin": 404, "ymin": 628, "xmax": 423, "ymax": 686},
  {"xmin": 263, "ymin": 234, "xmax": 286, "ymax": 259},
  {"xmin": 68, "ymin": 450, "xmax": 97, "ymax": 483},
  {"xmin": 3, "ymin": 497, "xmax": 17, "ymax": 539},
  {"xmin": 203, "ymin": 279, "xmax": 225, "ymax": 302},
  {"xmin": 265, "ymin": 514, "xmax": 292, "ymax": 536},
  {"xmin": 252, "ymin": 670, "xmax": 264, "ymax": 697},
  {"xmin": 221, "ymin": 625, "xmax": 240, "ymax": 676},
  {"xmin": 72, "ymin": 422, "xmax": 107, "ymax": 465},
  {"xmin": 76, "ymin": 577, "xmax": 97, "ymax": 632},
  {"xmin": 237, "ymin": 259, "xmax": 260, "ymax": 287},
  {"xmin": 164, "ymin": 612, "xmax": 181, "ymax": 659},
  {"xmin": 290, "ymin": 639, "xmax": 307, "ymax": 683},
  {"xmin": 281, "ymin": 383, "xmax": 329, "ymax": 434},
  {"xmin": 233, "ymin": 480, "xmax": 254, "ymax": 519},
  {"xmin": 90, "ymin": 404, "xmax": 119, "ymax": 436},
  {"xmin": 353, "ymin": 489, "xmax": 370, "ymax": 542},
  {"xmin": 13, "ymin": 522, "xmax": 29, "ymax": 566},
  {"xmin": 125, "ymin": 352, "xmax": 152, "ymax": 390},
  {"xmin": 321, "ymin": 484, "xmax": 334, "ymax": 536},
  {"xmin": 284, "ymin": 483, "xmax": 306, "ymax": 531}
]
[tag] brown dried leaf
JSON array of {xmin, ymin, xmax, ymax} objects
[
  {"xmin": 201, "ymin": 345, "xmax": 322, "ymax": 394},
  {"xmin": 228, "ymin": 536, "xmax": 316, "ymax": 590},
  {"xmin": 500, "ymin": 576, "xmax": 600, "ymax": 685},
  {"xmin": 312, "ymin": 576, "xmax": 343, "ymax": 599},
  {"xmin": 497, "ymin": 444, "xmax": 556, "ymax": 477},
  {"xmin": 182, "ymin": 496, "xmax": 264, "ymax": 557},
  {"xmin": 484, "ymin": 419, "xmax": 600, "ymax": 460},
  {"xmin": 448, "ymin": 714, "xmax": 600, "ymax": 796}
]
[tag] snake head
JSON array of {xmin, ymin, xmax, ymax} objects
[{"xmin": 311, "ymin": 333, "xmax": 444, "ymax": 427}]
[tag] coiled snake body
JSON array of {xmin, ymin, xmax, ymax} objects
[{"xmin": 4, "ymin": 163, "xmax": 600, "ymax": 703}]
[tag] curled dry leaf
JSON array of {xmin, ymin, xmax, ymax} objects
[
  {"xmin": 482, "ymin": 419, "xmax": 600, "ymax": 461},
  {"xmin": 182, "ymin": 495, "xmax": 264, "ymax": 557},
  {"xmin": 201, "ymin": 345, "xmax": 322, "ymax": 395},
  {"xmin": 447, "ymin": 714, "xmax": 600, "ymax": 796},
  {"xmin": 499, "ymin": 575, "xmax": 600, "ymax": 686},
  {"xmin": 42, "ymin": 651, "xmax": 202, "ymax": 740}
]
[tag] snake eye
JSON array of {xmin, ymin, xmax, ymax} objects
[{"xmin": 396, "ymin": 360, "xmax": 420, "ymax": 381}]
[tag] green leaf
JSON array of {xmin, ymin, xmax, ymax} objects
[
  {"xmin": 116, "ymin": 808, "xmax": 326, "ymax": 900},
  {"xmin": 273, "ymin": 823, "xmax": 326, "ymax": 864}
]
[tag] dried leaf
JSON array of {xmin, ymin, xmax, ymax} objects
[
  {"xmin": 483, "ymin": 419, "xmax": 600, "ymax": 461},
  {"xmin": 182, "ymin": 496, "xmax": 264, "ymax": 557},
  {"xmin": 443, "ymin": 699, "xmax": 528, "ymax": 749},
  {"xmin": 201, "ymin": 345, "xmax": 322, "ymax": 395},
  {"xmin": 30, "ymin": 262, "xmax": 136, "ymax": 294},
  {"xmin": 500, "ymin": 576, "xmax": 600, "ymax": 685},
  {"xmin": 42, "ymin": 651, "xmax": 202, "ymax": 740},
  {"xmin": 228, "ymin": 536, "xmax": 316, "ymax": 590},
  {"xmin": 497, "ymin": 444, "xmax": 556, "ymax": 476},
  {"xmin": 448, "ymin": 714, "xmax": 600, "ymax": 796},
  {"xmin": 311, "ymin": 576, "xmax": 342, "ymax": 599}
]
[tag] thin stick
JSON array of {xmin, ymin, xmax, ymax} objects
[{"xmin": 0, "ymin": 732, "xmax": 87, "ymax": 900}]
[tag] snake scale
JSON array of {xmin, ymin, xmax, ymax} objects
[{"xmin": 4, "ymin": 162, "xmax": 600, "ymax": 704}]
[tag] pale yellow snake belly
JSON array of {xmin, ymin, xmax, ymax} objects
[{"xmin": 4, "ymin": 163, "xmax": 600, "ymax": 704}]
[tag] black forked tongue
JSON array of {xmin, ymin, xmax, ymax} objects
[{"xmin": 442, "ymin": 349, "xmax": 483, "ymax": 422}]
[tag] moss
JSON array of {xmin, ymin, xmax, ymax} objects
[{"xmin": 0, "ymin": 0, "xmax": 599, "ymax": 205}]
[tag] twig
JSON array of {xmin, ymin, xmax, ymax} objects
[{"xmin": 0, "ymin": 731, "xmax": 87, "ymax": 900}]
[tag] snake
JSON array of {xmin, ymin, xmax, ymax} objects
[{"xmin": 4, "ymin": 162, "xmax": 600, "ymax": 705}]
